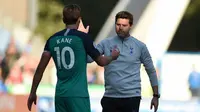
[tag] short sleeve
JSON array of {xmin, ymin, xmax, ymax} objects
[
  {"xmin": 96, "ymin": 40, "xmax": 105, "ymax": 54},
  {"xmin": 82, "ymin": 34, "xmax": 100, "ymax": 61},
  {"xmin": 44, "ymin": 39, "xmax": 50, "ymax": 52}
]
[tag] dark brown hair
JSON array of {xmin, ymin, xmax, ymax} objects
[
  {"xmin": 115, "ymin": 11, "xmax": 133, "ymax": 25},
  {"xmin": 63, "ymin": 4, "xmax": 81, "ymax": 25}
]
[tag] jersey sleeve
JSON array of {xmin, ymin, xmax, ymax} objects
[
  {"xmin": 82, "ymin": 34, "xmax": 100, "ymax": 61},
  {"xmin": 96, "ymin": 39, "xmax": 105, "ymax": 54},
  {"xmin": 140, "ymin": 44, "xmax": 158, "ymax": 86},
  {"xmin": 44, "ymin": 38, "xmax": 50, "ymax": 52}
]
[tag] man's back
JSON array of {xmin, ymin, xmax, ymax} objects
[{"xmin": 45, "ymin": 29, "xmax": 92, "ymax": 97}]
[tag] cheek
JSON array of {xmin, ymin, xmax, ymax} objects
[
  {"xmin": 115, "ymin": 27, "xmax": 119, "ymax": 32},
  {"xmin": 124, "ymin": 27, "xmax": 130, "ymax": 32}
]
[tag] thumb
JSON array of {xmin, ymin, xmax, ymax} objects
[
  {"xmin": 150, "ymin": 103, "xmax": 153, "ymax": 110},
  {"xmin": 34, "ymin": 100, "xmax": 36, "ymax": 105},
  {"xmin": 79, "ymin": 19, "xmax": 84, "ymax": 28},
  {"xmin": 86, "ymin": 26, "xmax": 90, "ymax": 32},
  {"xmin": 34, "ymin": 97, "xmax": 37, "ymax": 105}
]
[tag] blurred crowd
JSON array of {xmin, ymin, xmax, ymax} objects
[
  {"xmin": 0, "ymin": 37, "xmax": 39, "ymax": 94},
  {"xmin": 87, "ymin": 64, "xmax": 104, "ymax": 85}
]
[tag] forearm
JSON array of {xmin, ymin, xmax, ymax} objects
[
  {"xmin": 30, "ymin": 52, "xmax": 51, "ymax": 94},
  {"xmin": 103, "ymin": 56, "xmax": 113, "ymax": 65},
  {"xmin": 87, "ymin": 55, "xmax": 94, "ymax": 63},
  {"xmin": 145, "ymin": 67, "xmax": 159, "ymax": 95},
  {"xmin": 152, "ymin": 85, "xmax": 159, "ymax": 94},
  {"xmin": 141, "ymin": 44, "xmax": 159, "ymax": 87},
  {"xmin": 95, "ymin": 55, "xmax": 113, "ymax": 66},
  {"xmin": 145, "ymin": 67, "xmax": 158, "ymax": 86},
  {"xmin": 30, "ymin": 68, "xmax": 44, "ymax": 94},
  {"xmin": 146, "ymin": 68, "xmax": 159, "ymax": 94}
]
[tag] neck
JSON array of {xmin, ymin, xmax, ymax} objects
[
  {"xmin": 125, "ymin": 34, "xmax": 130, "ymax": 38},
  {"xmin": 119, "ymin": 34, "xmax": 130, "ymax": 39},
  {"xmin": 66, "ymin": 24, "xmax": 78, "ymax": 29}
]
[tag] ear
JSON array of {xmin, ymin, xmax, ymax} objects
[
  {"xmin": 62, "ymin": 17, "xmax": 66, "ymax": 24},
  {"xmin": 130, "ymin": 24, "xmax": 133, "ymax": 29},
  {"xmin": 76, "ymin": 17, "xmax": 82, "ymax": 25}
]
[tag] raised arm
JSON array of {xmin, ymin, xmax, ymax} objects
[{"xmin": 78, "ymin": 19, "xmax": 119, "ymax": 66}]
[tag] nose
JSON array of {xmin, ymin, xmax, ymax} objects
[{"xmin": 119, "ymin": 25, "xmax": 123, "ymax": 30}]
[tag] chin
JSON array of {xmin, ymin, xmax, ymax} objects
[{"xmin": 117, "ymin": 34, "xmax": 125, "ymax": 38}]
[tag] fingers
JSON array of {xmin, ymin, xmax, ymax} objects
[
  {"xmin": 27, "ymin": 96, "xmax": 37, "ymax": 111},
  {"xmin": 112, "ymin": 49, "xmax": 119, "ymax": 54},
  {"xmin": 151, "ymin": 103, "xmax": 158, "ymax": 112},
  {"xmin": 151, "ymin": 98, "xmax": 159, "ymax": 112},
  {"xmin": 79, "ymin": 19, "xmax": 84, "ymax": 27},
  {"xmin": 27, "ymin": 100, "xmax": 33, "ymax": 111},
  {"xmin": 112, "ymin": 48, "xmax": 118, "ymax": 52},
  {"xmin": 78, "ymin": 19, "xmax": 90, "ymax": 33},
  {"xmin": 154, "ymin": 105, "xmax": 158, "ymax": 112},
  {"xmin": 86, "ymin": 26, "xmax": 90, "ymax": 32},
  {"xmin": 114, "ymin": 49, "xmax": 120, "ymax": 55},
  {"xmin": 78, "ymin": 19, "xmax": 84, "ymax": 30},
  {"xmin": 154, "ymin": 107, "xmax": 158, "ymax": 112},
  {"xmin": 34, "ymin": 98, "xmax": 37, "ymax": 105}
]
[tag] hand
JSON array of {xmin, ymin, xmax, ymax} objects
[
  {"xmin": 78, "ymin": 19, "xmax": 89, "ymax": 33},
  {"xmin": 150, "ymin": 97, "xmax": 159, "ymax": 112},
  {"xmin": 27, "ymin": 93, "xmax": 37, "ymax": 111},
  {"xmin": 111, "ymin": 48, "xmax": 120, "ymax": 60}
]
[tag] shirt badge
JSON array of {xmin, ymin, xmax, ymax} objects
[{"xmin": 130, "ymin": 47, "xmax": 133, "ymax": 54}]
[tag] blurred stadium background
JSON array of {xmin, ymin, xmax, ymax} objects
[{"xmin": 0, "ymin": 0, "xmax": 200, "ymax": 112}]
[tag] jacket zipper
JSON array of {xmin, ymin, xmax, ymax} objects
[{"xmin": 121, "ymin": 39, "xmax": 124, "ymax": 52}]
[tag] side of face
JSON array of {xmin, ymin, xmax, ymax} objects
[{"xmin": 115, "ymin": 18, "xmax": 132, "ymax": 38}]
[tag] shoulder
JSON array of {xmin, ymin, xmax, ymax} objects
[
  {"xmin": 99, "ymin": 36, "xmax": 117, "ymax": 44},
  {"xmin": 47, "ymin": 29, "xmax": 66, "ymax": 41},
  {"xmin": 68, "ymin": 29, "xmax": 90, "ymax": 38},
  {"xmin": 130, "ymin": 36, "xmax": 146, "ymax": 48}
]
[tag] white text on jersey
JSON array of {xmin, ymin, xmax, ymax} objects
[{"xmin": 57, "ymin": 38, "xmax": 72, "ymax": 44}]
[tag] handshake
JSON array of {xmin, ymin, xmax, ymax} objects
[{"xmin": 111, "ymin": 47, "xmax": 120, "ymax": 60}]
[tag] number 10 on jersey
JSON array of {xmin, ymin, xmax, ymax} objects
[{"xmin": 54, "ymin": 46, "xmax": 75, "ymax": 69}]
